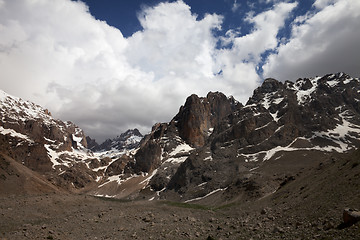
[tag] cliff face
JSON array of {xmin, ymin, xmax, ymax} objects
[{"xmin": 174, "ymin": 92, "xmax": 240, "ymax": 147}]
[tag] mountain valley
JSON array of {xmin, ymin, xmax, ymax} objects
[{"xmin": 1, "ymin": 72, "xmax": 360, "ymax": 239}]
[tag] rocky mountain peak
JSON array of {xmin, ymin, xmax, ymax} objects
[
  {"xmin": 259, "ymin": 78, "xmax": 284, "ymax": 93},
  {"xmin": 92, "ymin": 128, "xmax": 143, "ymax": 152},
  {"xmin": 174, "ymin": 91, "xmax": 239, "ymax": 147}
]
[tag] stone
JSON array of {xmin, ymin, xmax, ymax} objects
[
  {"xmin": 343, "ymin": 208, "xmax": 360, "ymax": 225},
  {"xmin": 261, "ymin": 208, "xmax": 268, "ymax": 215},
  {"xmin": 187, "ymin": 216, "xmax": 197, "ymax": 222},
  {"xmin": 272, "ymin": 226, "xmax": 285, "ymax": 233},
  {"xmin": 209, "ymin": 217, "xmax": 217, "ymax": 223}
]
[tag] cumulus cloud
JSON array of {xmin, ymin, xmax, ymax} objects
[
  {"xmin": 4, "ymin": 0, "xmax": 353, "ymax": 142},
  {"xmin": 263, "ymin": 0, "xmax": 360, "ymax": 81},
  {"xmin": 1, "ymin": 0, "xmax": 231, "ymax": 141}
]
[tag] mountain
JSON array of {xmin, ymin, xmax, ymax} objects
[
  {"xmin": 89, "ymin": 129, "xmax": 143, "ymax": 152},
  {"xmin": 90, "ymin": 92, "xmax": 242, "ymax": 198},
  {"xmin": 0, "ymin": 89, "xmax": 146, "ymax": 195},
  {"xmin": 161, "ymin": 72, "xmax": 360, "ymax": 203},
  {"xmin": 1, "ymin": 73, "xmax": 360, "ymax": 240},
  {"xmin": 0, "ymin": 90, "xmax": 104, "ymax": 192},
  {"xmin": 1, "ymin": 72, "xmax": 359, "ymax": 203},
  {"xmin": 91, "ymin": 72, "xmax": 360, "ymax": 202}
]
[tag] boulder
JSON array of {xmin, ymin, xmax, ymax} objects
[{"xmin": 343, "ymin": 208, "xmax": 360, "ymax": 225}]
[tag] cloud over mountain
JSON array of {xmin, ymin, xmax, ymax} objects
[{"xmin": 0, "ymin": 0, "xmax": 359, "ymax": 141}]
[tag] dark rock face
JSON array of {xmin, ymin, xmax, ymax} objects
[
  {"xmin": 110, "ymin": 92, "xmax": 240, "ymax": 183},
  {"xmin": 134, "ymin": 140, "xmax": 162, "ymax": 173},
  {"xmin": 174, "ymin": 92, "xmax": 240, "ymax": 147},
  {"xmin": 105, "ymin": 155, "xmax": 132, "ymax": 176},
  {"xmin": 174, "ymin": 94, "xmax": 211, "ymax": 147},
  {"xmin": 86, "ymin": 136, "xmax": 99, "ymax": 151}
]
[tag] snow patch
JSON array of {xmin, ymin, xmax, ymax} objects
[
  {"xmin": 165, "ymin": 156, "xmax": 189, "ymax": 164},
  {"xmin": 198, "ymin": 182, "xmax": 207, "ymax": 187},
  {"xmin": 0, "ymin": 126, "xmax": 34, "ymax": 143},
  {"xmin": 270, "ymin": 111, "xmax": 280, "ymax": 122},
  {"xmin": 169, "ymin": 143, "xmax": 194, "ymax": 156},
  {"xmin": 254, "ymin": 122, "xmax": 271, "ymax": 131},
  {"xmin": 98, "ymin": 173, "xmax": 143, "ymax": 188},
  {"xmin": 185, "ymin": 187, "xmax": 228, "ymax": 203},
  {"xmin": 164, "ymin": 143, "xmax": 194, "ymax": 164},
  {"xmin": 249, "ymin": 166, "xmax": 259, "ymax": 171},
  {"xmin": 327, "ymin": 80, "xmax": 339, "ymax": 87},
  {"xmin": 261, "ymin": 93, "xmax": 272, "ymax": 109},
  {"xmin": 273, "ymin": 97, "xmax": 283, "ymax": 105},
  {"xmin": 139, "ymin": 169, "xmax": 158, "ymax": 185},
  {"xmin": 294, "ymin": 77, "xmax": 320, "ymax": 105},
  {"xmin": 207, "ymin": 128, "xmax": 214, "ymax": 136}
]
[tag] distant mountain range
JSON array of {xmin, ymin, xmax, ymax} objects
[
  {"xmin": 86, "ymin": 129, "xmax": 143, "ymax": 152},
  {"xmin": 1, "ymin": 72, "xmax": 359, "ymax": 203}
]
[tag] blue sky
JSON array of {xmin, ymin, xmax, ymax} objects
[
  {"xmin": 82, "ymin": 0, "xmax": 312, "ymax": 37},
  {"xmin": 0, "ymin": 0, "xmax": 359, "ymax": 141}
]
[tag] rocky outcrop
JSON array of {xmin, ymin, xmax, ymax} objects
[{"xmin": 173, "ymin": 92, "xmax": 240, "ymax": 147}]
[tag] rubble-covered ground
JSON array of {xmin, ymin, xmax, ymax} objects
[{"xmin": 1, "ymin": 149, "xmax": 359, "ymax": 240}]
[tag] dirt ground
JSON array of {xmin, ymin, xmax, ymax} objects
[
  {"xmin": 0, "ymin": 191, "xmax": 359, "ymax": 240},
  {"xmin": 1, "ymin": 150, "xmax": 360, "ymax": 240}
]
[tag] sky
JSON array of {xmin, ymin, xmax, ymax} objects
[{"xmin": 0, "ymin": 0, "xmax": 359, "ymax": 142}]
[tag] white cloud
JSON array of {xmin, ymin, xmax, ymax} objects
[
  {"xmin": 0, "ymin": 0, "xmax": 303, "ymax": 142},
  {"xmin": 214, "ymin": 1, "xmax": 297, "ymax": 103},
  {"xmin": 313, "ymin": 0, "xmax": 338, "ymax": 9},
  {"xmin": 126, "ymin": 1, "xmax": 222, "ymax": 81},
  {"xmin": 233, "ymin": 2, "xmax": 298, "ymax": 62},
  {"xmin": 0, "ymin": 0, "xmax": 228, "ymax": 141},
  {"xmin": 263, "ymin": 0, "xmax": 360, "ymax": 81}
]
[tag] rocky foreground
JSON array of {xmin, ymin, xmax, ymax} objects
[{"xmin": 1, "ymin": 148, "xmax": 359, "ymax": 240}]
